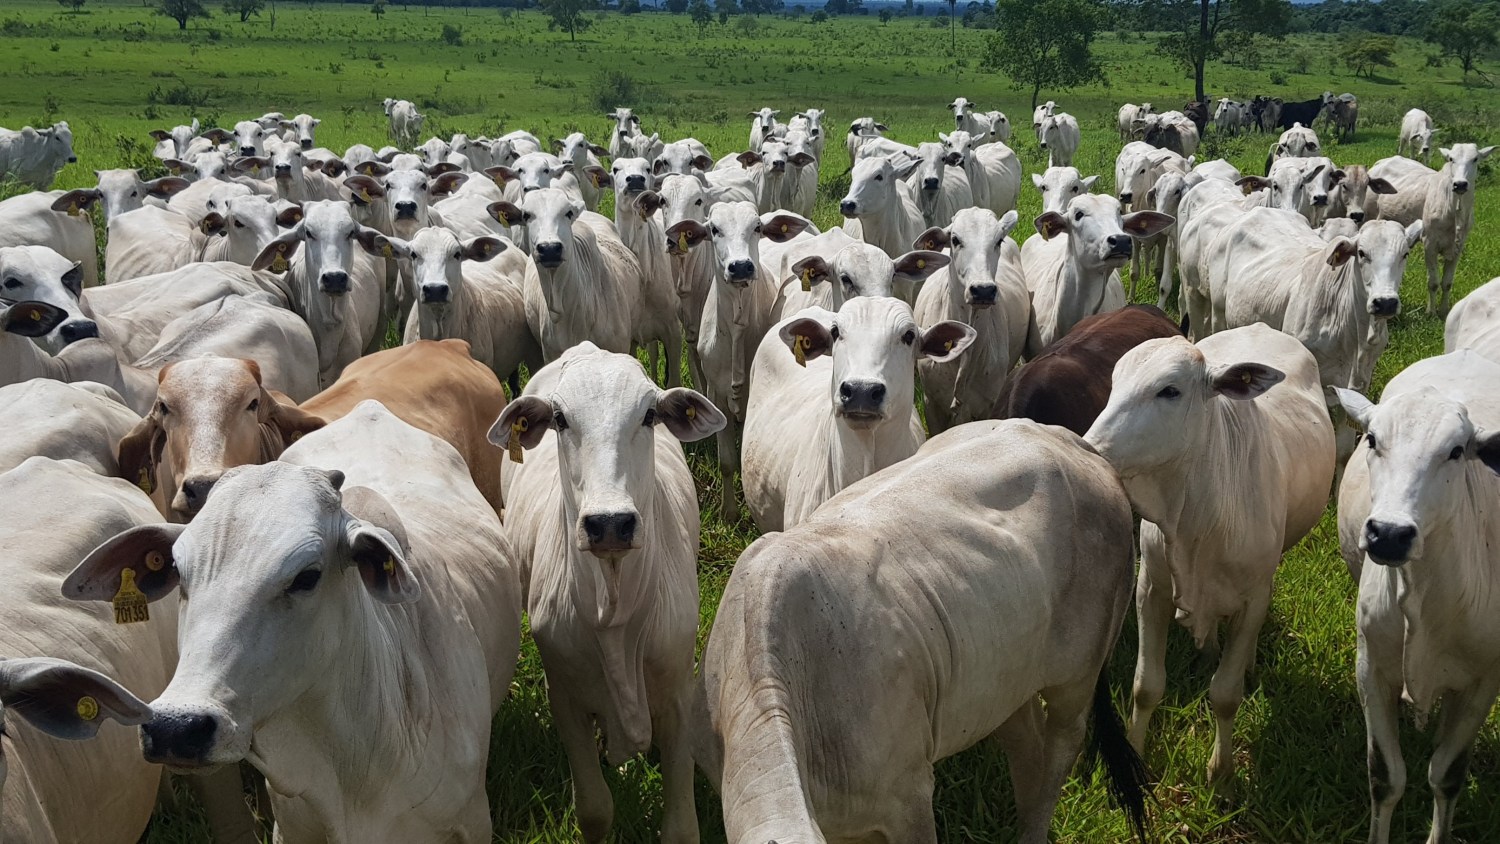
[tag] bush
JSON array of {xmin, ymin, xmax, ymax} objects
[
  {"xmin": 441, "ymin": 23, "xmax": 463, "ymax": 45},
  {"xmin": 810, "ymin": 9, "xmax": 827, "ymax": 21},
  {"xmin": 1269, "ymin": 69, "xmax": 1287, "ymax": 85},
  {"xmin": 620, "ymin": 0, "xmax": 641, "ymax": 12},
  {"xmin": 931, "ymin": 12, "xmax": 948, "ymax": 26},
  {"xmin": 589, "ymin": 69, "xmax": 652, "ymax": 112},
  {"xmin": 147, "ymin": 82, "xmax": 212, "ymax": 108}
]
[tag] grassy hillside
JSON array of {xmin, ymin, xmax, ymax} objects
[{"xmin": 3, "ymin": 1, "xmax": 1500, "ymax": 841}]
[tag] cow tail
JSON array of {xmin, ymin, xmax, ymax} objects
[{"xmin": 1087, "ymin": 669, "xmax": 1153, "ymax": 843}]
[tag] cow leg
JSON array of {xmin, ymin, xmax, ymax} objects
[
  {"xmin": 880, "ymin": 781, "xmax": 939, "ymax": 844},
  {"xmin": 1360, "ymin": 646, "xmax": 1405, "ymax": 844},
  {"xmin": 1425, "ymin": 245, "xmax": 1441, "ymax": 314},
  {"xmin": 1158, "ymin": 239, "xmax": 1176, "ymax": 311},
  {"xmin": 716, "ymin": 420, "xmax": 740, "ymax": 522},
  {"xmin": 1129, "ymin": 533, "xmax": 1172, "ymax": 753},
  {"xmin": 1438, "ymin": 251, "xmax": 1458, "ymax": 317},
  {"xmin": 1018, "ymin": 678, "xmax": 1094, "ymax": 844},
  {"xmin": 552, "ymin": 694, "xmax": 615, "ymax": 844},
  {"xmin": 1206, "ymin": 590, "xmax": 1270, "ymax": 794},
  {"xmin": 687, "ymin": 345, "xmax": 706, "ymax": 393},
  {"xmin": 1425, "ymin": 683, "xmax": 1496, "ymax": 844},
  {"xmin": 654, "ymin": 685, "xmax": 701, "ymax": 844},
  {"xmin": 647, "ymin": 341, "xmax": 661, "ymax": 386},
  {"xmin": 991, "ymin": 697, "xmax": 1047, "ymax": 839},
  {"xmin": 665, "ymin": 328, "xmax": 683, "ymax": 389}
]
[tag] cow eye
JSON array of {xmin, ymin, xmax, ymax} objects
[
  {"xmin": 552, "ymin": 410, "xmax": 569, "ymax": 431},
  {"xmin": 694, "ymin": 198, "xmax": 703, "ymax": 207},
  {"xmin": 130, "ymin": 190, "xmax": 139, "ymax": 197},
  {"xmin": 754, "ymin": 224, "xmax": 763, "ymax": 234},
  {"xmin": 1074, "ymin": 210, "xmax": 1084, "ymax": 222},
  {"xmin": 874, "ymin": 174, "xmax": 884, "ymax": 181},
  {"xmin": 1358, "ymin": 249, "xmax": 1367, "ymax": 260},
  {"xmin": 1156, "ymin": 386, "xmax": 1181, "ymax": 399},
  {"xmin": 901, "ymin": 329, "xmax": 916, "ymax": 345},
  {"xmin": 643, "ymin": 408, "xmax": 656, "ymax": 427},
  {"xmin": 420, "ymin": 183, "xmax": 428, "ymax": 191},
  {"xmin": 1366, "ymin": 433, "xmax": 1378, "ymax": 450},
  {"xmin": 247, "ymin": 398, "xmax": 259, "ymax": 413},
  {"xmin": 305, "ymin": 231, "xmax": 317, "ymax": 241},
  {"xmin": 839, "ymin": 273, "xmax": 852, "ymax": 287},
  {"xmin": 287, "ymin": 568, "xmax": 322, "ymax": 595},
  {"xmin": 830, "ymin": 325, "xmax": 841, "ymax": 341},
  {"xmin": 1, "ymin": 278, "xmax": 18, "ymax": 289},
  {"xmin": 1040, "ymin": 185, "xmax": 1048, "ymax": 191},
  {"xmin": 1450, "ymin": 445, "xmax": 1465, "ymax": 461},
  {"xmin": 950, "ymin": 235, "xmax": 963, "ymax": 248},
  {"xmin": 709, "ymin": 226, "xmax": 721, "ymax": 237},
  {"xmin": 157, "ymin": 401, "xmax": 171, "ymax": 416},
  {"xmin": 1071, "ymin": 185, "xmax": 1079, "ymax": 192},
  {"xmin": 233, "ymin": 220, "xmax": 245, "ymax": 229}
]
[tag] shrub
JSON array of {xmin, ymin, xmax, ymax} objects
[{"xmin": 441, "ymin": 23, "xmax": 463, "ymax": 45}]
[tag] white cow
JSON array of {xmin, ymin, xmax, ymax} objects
[
  {"xmin": 66, "ymin": 401, "xmax": 522, "ymax": 844},
  {"xmin": 0, "ymin": 458, "xmax": 175, "ymax": 844},
  {"xmin": 199, "ymin": 191, "xmax": 304, "ymax": 266},
  {"xmin": 1371, "ymin": 143, "xmax": 1494, "ymax": 315},
  {"xmin": 657, "ymin": 174, "xmax": 717, "ymax": 388},
  {"xmin": 940, "ymin": 130, "xmax": 1021, "ymax": 217},
  {"xmin": 775, "ymin": 235, "xmax": 936, "ymax": 318},
  {"xmin": 383, "ymin": 98, "xmax": 424, "ymax": 146},
  {"xmin": 651, "ymin": 139, "xmax": 715, "ymax": 180},
  {"xmin": 0, "ymin": 122, "xmax": 75, "ymax": 188},
  {"xmin": 1445, "ymin": 276, "xmax": 1500, "ymax": 361},
  {"xmin": 1115, "ymin": 143, "xmax": 1191, "ymax": 297},
  {"xmin": 1030, "ymin": 165, "xmax": 1098, "ymax": 215},
  {"xmin": 1213, "ymin": 98, "xmax": 1248, "ymax": 135},
  {"xmin": 278, "ymin": 113, "xmax": 319, "ymax": 150},
  {"xmin": 0, "ymin": 245, "xmax": 99, "ymax": 353},
  {"xmin": 743, "ymin": 297, "xmax": 974, "ymax": 532},
  {"xmin": 1118, "ymin": 102, "xmax": 1153, "ymax": 142},
  {"xmin": 1269, "ymin": 121, "xmax": 1321, "ymax": 167},
  {"xmin": 913, "ymin": 209, "xmax": 1029, "ymax": 433},
  {"xmin": 605, "ymin": 107, "xmax": 645, "ymax": 159},
  {"xmin": 844, "ymin": 116, "xmax": 889, "ymax": 168},
  {"xmin": 1032, "ymin": 99, "xmax": 1058, "ymax": 142},
  {"xmin": 50, "ymin": 168, "xmax": 190, "ymax": 225},
  {"xmin": 705, "ymin": 418, "xmax": 1148, "ymax": 844},
  {"xmin": 1326, "ymin": 163, "xmax": 1396, "ymax": 225},
  {"xmin": 606, "ymin": 161, "xmax": 685, "ymax": 386},
  {"xmin": 1021, "ymin": 194, "xmax": 1173, "ymax": 356},
  {"xmin": 486, "ymin": 188, "xmax": 644, "ymax": 364},
  {"xmin": 779, "ymin": 129, "xmax": 820, "ymax": 218},
  {"xmin": 493, "ymin": 344, "xmax": 723, "ymax": 844},
  {"xmin": 839, "ymin": 155, "xmax": 926, "ymax": 296},
  {"xmin": 662, "ymin": 201, "xmax": 813, "ymax": 519},
  {"xmin": 1398, "ymin": 108, "xmax": 1437, "ymax": 164},
  {"xmin": 748, "ymin": 107, "xmax": 783, "ymax": 152},
  {"xmin": 149, "ymin": 119, "xmax": 201, "ymax": 160},
  {"xmin": 787, "ymin": 107, "xmax": 828, "ymax": 159},
  {"xmin": 1235, "ymin": 156, "xmax": 1344, "ymax": 226},
  {"xmin": 106, "ymin": 204, "xmax": 200, "ymax": 283},
  {"xmin": 1038, "ymin": 112, "xmax": 1081, "ymax": 167},
  {"xmin": 1333, "ymin": 351, "xmax": 1500, "ymax": 844},
  {"xmin": 1085, "ymin": 323, "xmax": 1334, "ymax": 793},
  {"xmin": 1176, "ymin": 178, "xmax": 1262, "ymax": 338},
  {"xmin": 230, "ymin": 119, "xmax": 273, "ymax": 159},
  {"xmin": 0, "ymin": 380, "xmax": 138, "ymax": 475},
  {"xmin": 906, "ymin": 141, "xmax": 973, "ymax": 229},
  {"xmin": 0, "ymin": 191, "xmax": 99, "ymax": 287},
  {"xmin": 251, "ymin": 199, "xmax": 388, "ymax": 386},
  {"xmin": 554, "ymin": 132, "xmax": 609, "ymax": 212},
  {"xmin": 950, "ymin": 97, "xmax": 1006, "ymax": 143}
]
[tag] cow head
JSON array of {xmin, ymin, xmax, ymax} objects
[
  {"xmin": 371, "ymin": 227, "xmax": 506, "ymax": 309},
  {"xmin": 1032, "ymin": 166, "xmax": 1098, "ymax": 215},
  {"xmin": 793, "ymin": 242, "xmax": 947, "ymax": 306},
  {"xmin": 201, "ymin": 191, "xmax": 304, "ymax": 267},
  {"xmin": 487, "ymin": 187, "xmax": 583, "ymax": 273},
  {"xmin": 1440, "ymin": 143, "xmax": 1496, "ymax": 195},
  {"xmin": 1033, "ymin": 194, "xmax": 1173, "ymax": 271},
  {"xmin": 914, "ymin": 208, "xmax": 1017, "ymax": 309},
  {"xmin": 664, "ymin": 200, "xmax": 808, "ymax": 287},
  {"xmin": 840, "ymin": 155, "xmax": 920, "ymax": 220},
  {"xmin": 50, "ymin": 169, "xmax": 189, "ymax": 225},
  {"xmin": 279, "ymin": 113, "xmax": 319, "ymax": 150},
  {"xmin": 252, "ymin": 200, "xmax": 387, "ymax": 299},
  {"xmin": 0, "ymin": 245, "xmax": 95, "ymax": 353},
  {"xmin": 1324, "ymin": 219, "xmax": 1423, "ymax": 319}
]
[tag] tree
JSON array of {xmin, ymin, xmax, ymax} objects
[
  {"xmin": 1427, "ymin": 0, "xmax": 1499, "ymax": 84},
  {"xmin": 714, "ymin": 0, "xmax": 737, "ymax": 15},
  {"xmin": 1140, "ymin": 0, "xmax": 1291, "ymax": 104},
  {"xmin": 620, "ymin": 0, "xmax": 641, "ymax": 12},
  {"xmin": 57, "ymin": 0, "xmax": 87, "ymax": 13},
  {"xmin": 222, "ymin": 0, "xmax": 262, "ymax": 21},
  {"xmin": 879, "ymin": 7, "xmax": 891, "ymax": 22},
  {"xmin": 665, "ymin": 0, "xmax": 688, "ymax": 12},
  {"xmin": 158, "ymin": 0, "xmax": 210, "ymax": 29},
  {"xmin": 689, "ymin": 0, "xmax": 712, "ymax": 32},
  {"xmin": 540, "ymin": 0, "xmax": 595, "ymax": 40},
  {"xmin": 371, "ymin": 0, "xmax": 387, "ymax": 19},
  {"xmin": 984, "ymin": 0, "xmax": 1107, "ymax": 109},
  {"xmin": 1341, "ymin": 33, "xmax": 1397, "ymax": 78}
]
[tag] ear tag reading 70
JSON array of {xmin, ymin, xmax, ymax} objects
[
  {"xmin": 793, "ymin": 334, "xmax": 810, "ymax": 367},
  {"xmin": 507, "ymin": 417, "xmax": 528, "ymax": 464},
  {"xmin": 112, "ymin": 569, "xmax": 149, "ymax": 625}
]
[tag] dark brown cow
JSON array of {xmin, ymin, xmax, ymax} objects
[
  {"xmin": 1182, "ymin": 101, "xmax": 1209, "ymax": 134},
  {"xmin": 993, "ymin": 305, "xmax": 1183, "ymax": 435}
]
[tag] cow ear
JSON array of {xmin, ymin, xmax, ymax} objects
[
  {"xmin": 163, "ymin": 159, "xmax": 193, "ymax": 176},
  {"xmin": 199, "ymin": 212, "xmax": 226, "ymax": 237},
  {"xmin": 1479, "ymin": 146, "xmax": 1496, "ymax": 160},
  {"xmin": 232, "ymin": 157, "xmax": 269, "ymax": 174},
  {"xmin": 1209, "ymin": 362, "xmax": 1284, "ymax": 400},
  {"xmin": 426, "ymin": 162, "xmax": 461, "ymax": 177},
  {"xmin": 60, "ymin": 263, "xmax": 84, "ymax": 297},
  {"xmin": 651, "ymin": 158, "xmax": 668, "ymax": 177},
  {"xmin": 1, "ymin": 301, "xmax": 66, "ymax": 337},
  {"xmin": 1326, "ymin": 237, "xmax": 1357, "ymax": 267},
  {"xmin": 1334, "ymin": 387, "xmax": 1375, "ymax": 429},
  {"xmin": 261, "ymin": 388, "xmax": 325, "ymax": 445},
  {"xmin": 737, "ymin": 151, "xmax": 762, "ymax": 169},
  {"xmin": 0, "ymin": 658, "xmax": 152, "ymax": 740},
  {"xmin": 1473, "ymin": 429, "xmax": 1500, "ymax": 476},
  {"xmin": 665, "ymin": 220, "xmax": 709, "ymax": 255},
  {"xmin": 116, "ymin": 408, "xmax": 164, "ymax": 498},
  {"xmin": 762, "ymin": 214, "xmax": 809, "ymax": 243},
  {"xmin": 488, "ymin": 395, "xmax": 553, "ymax": 463},
  {"xmin": 589, "ymin": 144, "xmax": 608, "ymax": 156},
  {"xmin": 1080, "ymin": 174, "xmax": 1100, "ymax": 191},
  {"xmin": 149, "ymin": 129, "xmax": 172, "ymax": 142},
  {"xmin": 691, "ymin": 154, "xmax": 715, "ymax": 172},
  {"xmin": 343, "ymin": 175, "xmax": 385, "ymax": 206},
  {"xmin": 791, "ymin": 256, "xmax": 831, "ymax": 289},
  {"xmin": 914, "ymin": 226, "xmax": 950, "ymax": 251},
  {"xmin": 1035, "ymin": 211, "xmax": 1068, "ymax": 240},
  {"xmin": 340, "ymin": 486, "xmax": 420, "ymax": 605},
  {"xmin": 633, "ymin": 190, "xmax": 663, "ymax": 218},
  {"xmin": 461, "ymin": 236, "xmax": 506, "ymax": 262},
  {"xmin": 654, "ymin": 388, "xmax": 726, "ymax": 442},
  {"xmin": 63, "ymin": 523, "xmax": 185, "ymax": 604},
  {"xmin": 431, "ymin": 171, "xmax": 468, "ymax": 197},
  {"xmin": 582, "ymin": 165, "xmax": 609, "ymax": 189},
  {"xmin": 145, "ymin": 176, "xmax": 191, "ymax": 199},
  {"xmin": 778, "ymin": 315, "xmax": 834, "ymax": 364},
  {"xmin": 1122, "ymin": 210, "xmax": 1175, "ymax": 239},
  {"xmin": 50, "ymin": 189, "xmax": 100, "ymax": 215},
  {"xmin": 893, "ymin": 250, "xmax": 948, "ymax": 285},
  {"xmin": 276, "ymin": 204, "xmax": 304, "ymax": 228},
  {"xmin": 1030, "ymin": 173, "xmax": 1045, "ymax": 190},
  {"xmin": 486, "ymin": 201, "xmax": 524, "ymax": 228},
  {"xmin": 1368, "ymin": 177, "xmax": 1398, "ymax": 195},
  {"xmin": 201, "ymin": 128, "xmax": 232, "ymax": 145},
  {"xmin": 322, "ymin": 159, "xmax": 349, "ymax": 179},
  {"xmin": 368, "ymin": 233, "xmax": 411, "ymax": 261},
  {"xmin": 355, "ymin": 161, "xmax": 392, "ymax": 177},
  {"xmin": 353, "ymin": 226, "xmax": 389, "ymax": 257},
  {"xmin": 251, "ymin": 228, "xmax": 303, "ymax": 273},
  {"xmin": 943, "ymin": 151, "xmax": 963, "ymax": 166},
  {"xmin": 1236, "ymin": 175, "xmax": 1269, "ymax": 195},
  {"xmin": 484, "ymin": 166, "xmax": 518, "ymax": 186},
  {"xmin": 918, "ymin": 321, "xmax": 976, "ymax": 362}
]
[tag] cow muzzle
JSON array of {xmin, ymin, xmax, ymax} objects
[
  {"xmin": 67, "ymin": 155, "xmax": 78, "ymax": 163},
  {"xmin": 1363, "ymin": 518, "xmax": 1417, "ymax": 566},
  {"xmin": 319, "ymin": 271, "xmax": 351, "ymax": 295},
  {"xmin": 394, "ymin": 201, "xmax": 419, "ymax": 220},
  {"xmin": 534, "ymin": 242, "xmax": 565, "ymax": 268},
  {"xmin": 839, "ymin": 199, "xmax": 858, "ymax": 218},
  {"xmin": 1454, "ymin": 181, "xmax": 1470, "ymax": 194},
  {"xmin": 967, "ymin": 284, "xmax": 998, "ymax": 308},
  {"xmin": 421, "ymin": 283, "xmax": 450, "ymax": 304},
  {"xmin": 1349, "ymin": 210, "xmax": 1365, "ymax": 223},
  {"xmin": 1369, "ymin": 296, "xmax": 1399, "ymax": 317},
  {"xmin": 300, "ymin": 139, "xmax": 313, "ymax": 150},
  {"xmin": 173, "ymin": 474, "xmax": 220, "ymax": 517},
  {"xmin": 240, "ymin": 147, "xmax": 257, "ymax": 157},
  {"xmin": 58, "ymin": 319, "xmax": 99, "ymax": 345},
  {"xmin": 1106, "ymin": 234, "xmax": 1133, "ymax": 259},
  {"xmin": 726, "ymin": 259, "xmax": 755, "ymax": 284},
  {"xmin": 142, "ymin": 711, "xmax": 222, "ymax": 770},
  {"xmin": 922, "ymin": 177, "xmax": 940, "ymax": 192},
  {"xmin": 581, "ymin": 511, "xmax": 639, "ymax": 556},
  {"xmin": 838, "ymin": 380, "xmax": 887, "ymax": 426}
]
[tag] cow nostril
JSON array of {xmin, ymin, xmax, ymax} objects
[
  {"xmin": 1350, "ymin": 211, "xmax": 1365, "ymax": 222},
  {"xmin": 180, "ymin": 476, "xmax": 218, "ymax": 510},
  {"xmin": 1365, "ymin": 519, "xmax": 1418, "ymax": 564},
  {"xmin": 582, "ymin": 512, "xmax": 638, "ymax": 548},
  {"xmin": 1119, "ymin": 192, "xmax": 1133, "ymax": 203},
  {"xmin": 923, "ymin": 178, "xmax": 940, "ymax": 190},
  {"xmin": 320, "ymin": 272, "xmax": 350, "ymax": 293},
  {"xmin": 1107, "ymin": 235, "xmax": 1133, "ymax": 253},
  {"xmin": 870, "ymin": 384, "xmax": 886, "ymax": 403},
  {"xmin": 142, "ymin": 713, "xmax": 218, "ymax": 764},
  {"xmin": 839, "ymin": 200, "xmax": 857, "ymax": 216},
  {"xmin": 1371, "ymin": 297, "xmax": 1400, "ymax": 316},
  {"xmin": 422, "ymin": 284, "xmax": 450, "ymax": 303},
  {"xmin": 59, "ymin": 320, "xmax": 99, "ymax": 343}
]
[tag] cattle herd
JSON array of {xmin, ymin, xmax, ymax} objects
[{"xmin": 0, "ymin": 87, "xmax": 1493, "ymax": 844}]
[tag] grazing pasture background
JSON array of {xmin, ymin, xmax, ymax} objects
[{"xmin": 2, "ymin": 0, "xmax": 1499, "ymax": 840}]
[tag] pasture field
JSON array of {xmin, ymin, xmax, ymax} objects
[{"xmin": 3, "ymin": 1, "xmax": 1500, "ymax": 840}]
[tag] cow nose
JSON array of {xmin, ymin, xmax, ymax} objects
[
  {"xmin": 1106, "ymin": 234, "xmax": 1133, "ymax": 255},
  {"xmin": 67, "ymin": 155, "xmax": 77, "ymax": 163},
  {"xmin": 582, "ymin": 511, "xmax": 638, "ymax": 552},
  {"xmin": 534, "ymin": 241, "xmax": 565, "ymax": 268},
  {"xmin": 58, "ymin": 319, "xmax": 99, "ymax": 344},
  {"xmin": 1349, "ymin": 210, "xmax": 1365, "ymax": 222},
  {"xmin": 178, "ymin": 475, "xmax": 219, "ymax": 514},
  {"xmin": 618, "ymin": 130, "xmax": 630, "ymax": 138},
  {"xmin": 1118, "ymin": 192, "xmax": 1133, "ymax": 204},
  {"xmin": 1454, "ymin": 181, "xmax": 1470, "ymax": 193},
  {"xmin": 319, "ymin": 271, "xmax": 350, "ymax": 294},
  {"xmin": 421, "ymin": 283, "xmax": 450, "ymax": 303},
  {"xmin": 1312, "ymin": 194, "xmax": 1328, "ymax": 206},
  {"xmin": 240, "ymin": 146, "xmax": 256, "ymax": 156},
  {"xmin": 523, "ymin": 184, "xmax": 542, "ymax": 193},
  {"xmin": 968, "ymin": 284, "xmax": 998, "ymax": 307},
  {"xmin": 141, "ymin": 712, "xmax": 218, "ymax": 766},
  {"xmin": 300, "ymin": 139, "xmax": 313, "ymax": 150},
  {"xmin": 922, "ymin": 177, "xmax": 940, "ymax": 191},
  {"xmin": 838, "ymin": 380, "xmax": 887, "ymax": 417},
  {"xmin": 394, "ymin": 201, "xmax": 418, "ymax": 218},
  {"xmin": 625, "ymin": 175, "xmax": 646, "ymax": 192},
  {"xmin": 839, "ymin": 199, "xmax": 857, "ymax": 217},
  {"xmin": 1370, "ymin": 296, "xmax": 1400, "ymax": 317},
  {"xmin": 1365, "ymin": 519, "xmax": 1417, "ymax": 565},
  {"xmin": 726, "ymin": 259, "xmax": 755, "ymax": 282},
  {"xmin": 275, "ymin": 164, "xmax": 291, "ymax": 175}
]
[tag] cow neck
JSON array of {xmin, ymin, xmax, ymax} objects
[
  {"xmin": 857, "ymin": 188, "xmax": 916, "ymax": 258},
  {"xmin": 535, "ymin": 228, "xmax": 599, "ymax": 325},
  {"xmin": 825, "ymin": 399, "xmax": 917, "ymax": 499},
  {"xmin": 1053, "ymin": 236, "xmax": 1112, "ymax": 343}
]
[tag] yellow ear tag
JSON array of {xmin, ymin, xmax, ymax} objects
[
  {"xmin": 507, "ymin": 417, "xmax": 527, "ymax": 464},
  {"xmin": 144, "ymin": 550, "xmax": 165, "ymax": 572},
  {"xmin": 383, "ymin": 556, "xmax": 395, "ymax": 575},
  {"xmin": 800, "ymin": 267, "xmax": 813, "ymax": 292},
  {"xmin": 917, "ymin": 258, "xmax": 926, "ymax": 269},
  {"xmin": 137, "ymin": 468, "xmax": 153, "ymax": 495},
  {"xmin": 677, "ymin": 231, "xmax": 689, "ymax": 253},
  {"xmin": 29, "ymin": 309, "xmax": 42, "ymax": 322},
  {"xmin": 945, "ymin": 339, "xmax": 954, "ymax": 352},
  {"xmin": 359, "ymin": 188, "xmax": 372, "ymax": 204},
  {"xmin": 67, "ymin": 202, "xmax": 81, "ymax": 217},
  {"xmin": 112, "ymin": 568, "xmax": 149, "ymax": 625},
  {"xmin": 1242, "ymin": 372, "xmax": 1252, "ymax": 384},
  {"xmin": 270, "ymin": 245, "xmax": 289, "ymax": 274},
  {"xmin": 76, "ymin": 696, "xmax": 99, "ymax": 721},
  {"xmin": 793, "ymin": 334, "xmax": 809, "ymax": 367},
  {"xmin": 781, "ymin": 223, "xmax": 788, "ymax": 233},
  {"xmin": 685, "ymin": 405, "xmax": 696, "ymax": 419},
  {"xmin": 381, "ymin": 243, "xmax": 394, "ymax": 259},
  {"xmin": 290, "ymin": 431, "xmax": 303, "ymax": 442}
]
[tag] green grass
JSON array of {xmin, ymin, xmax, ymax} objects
[{"xmin": 3, "ymin": 2, "xmax": 1500, "ymax": 841}]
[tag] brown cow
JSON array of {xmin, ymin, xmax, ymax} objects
[
  {"xmin": 117, "ymin": 357, "xmax": 325, "ymax": 522},
  {"xmin": 300, "ymin": 339, "xmax": 507, "ymax": 511},
  {"xmin": 993, "ymin": 305, "xmax": 1183, "ymax": 435}
]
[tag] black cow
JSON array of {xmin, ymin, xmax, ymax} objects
[{"xmin": 1278, "ymin": 94, "xmax": 1330, "ymax": 130}]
